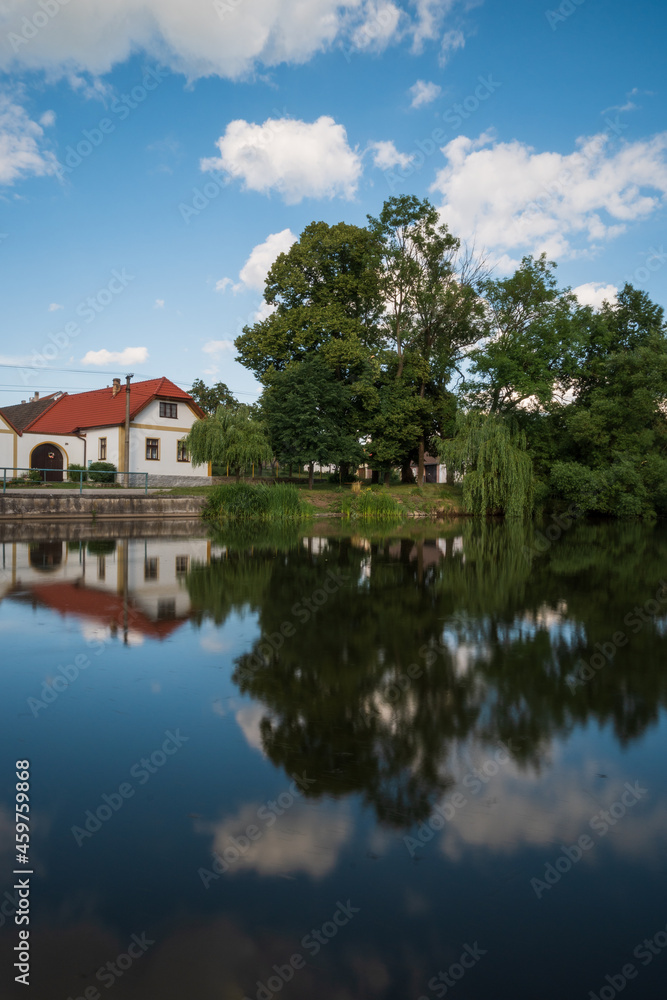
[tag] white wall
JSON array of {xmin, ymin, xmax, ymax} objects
[
  {"xmin": 17, "ymin": 434, "xmax": 84, "ymax": 475},
  {"xmin": 0, "ymin": 414, "xmax": 15, "ymax": 473},
  {"xmin": 129, "ymin": 398, "xmax": 206, "ymax": 477}
]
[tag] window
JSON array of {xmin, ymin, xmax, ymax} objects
[
  {"xmin": 177, "ymin": 440, "xmax": 189, "ymax": 463},
  {"xmin": 146, "ymin": 438, "xmax": 159, "ymax": 461},
  {"xmin": 175, "ymin": 555, "xmax": 189, "ymax": 575},
  {"xmin": 144, "ymin": 557, "xmax": 159, "ymax": 580},
  {"xmin": 98, "ymin": 437, "xmax": 107, "ymax": 460},
  {"xmin": 157, "ymin": 599, "xmax": 176, "ymax": 620},
  {"xmin": 160, "ymin": 402, "xmax": 178, "ymax": 419}
]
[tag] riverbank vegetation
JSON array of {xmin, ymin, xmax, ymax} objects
[{"xmin": 203, "ymin": 482, "xmax": 310, "ymax": 522}]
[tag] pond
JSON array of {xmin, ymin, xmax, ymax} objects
[{"xmin": 1, "ymin": 518, "xmax": 667, "ymax": 999}]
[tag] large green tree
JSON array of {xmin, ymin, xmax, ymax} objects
[
  {"xmin": 367, "ymin": 195, "xmax": 486, "ymax": 482},
  {"xmin": 262, "ymin": 355, "xmax": 364, "ymax": 487}
]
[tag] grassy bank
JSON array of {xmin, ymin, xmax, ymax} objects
[
  {"xmin": 203, "ymin": 482, "xmax": 311, "ymax": 522},
  {"xmin": 157, "ymin": 480, "xmax": 465, "ymax": 518}
]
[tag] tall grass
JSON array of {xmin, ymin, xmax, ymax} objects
[
  {"xmin": 204, "ymin": 482, "xmax": 310, "ymax": 522},
  {"xmin": 341, "ymin": 488, "xmax": 403, "ymax": 521}
]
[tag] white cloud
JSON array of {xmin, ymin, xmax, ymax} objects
[
  {"xmin": 430, "ymin": 131, "xmax": 667, "ymax": 261},
  {"xmin": 215, "ymin": 277, "xmax": 233, "ymax": 294},
  {"xmin": 0, "ymin": 92, "xmax": 59, "ymax": 186},
  {"xmin": 409, "ymin": 79, "xmax": 441, "ymax": 108},
  {"xmin": 438, "ymin": 27, "xmax": 465, "ymax": 66},
  {"xmin": 203, "ymin": 340, "xmax": 235, "ymax": 357},
  {"xmin": 350, "ymin": 1, "xmax": 403, "ymax": 52},
  {"xmin": 410, "ymin": 0, "xmax": 450, "ymax": 52},
  {"xmin": 237, "ymin": 228, "xmax": 297, "ymax": 290},
  {"xmin": 201, "ymin": 116, "xmax": 362, "ymax": 204},
  {"xmin": 572, "ymin": 282, "xmax": 618, "ymax": 309},
  {"xmin": 81, "ymin": 347, "xmax": 149, "ymax": 365},
  {"xmin": 196, "ymin": 800, "xmax": 351, "ymax": 878},
  {"xmin": 39, "ymin": 110, "xmax": 56, "ymax": 127},
  {"xmin": 0, "ymin": 0, "xmax": 418, "ymax": 82},
  {"xmin": 369, "ymin": 139, "xmax": 413, "ymax": 171},
  {"xmin": 154, "ymin": 298, "xmax": 164, "ymax": 308},
  {"xmin": 48, "ymin": 302, "xmax": 63, "ymax": 312}
]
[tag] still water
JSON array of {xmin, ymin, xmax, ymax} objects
[{"xmin": 1, "ymin": 518, "xmax": 667, "ymax": 999}]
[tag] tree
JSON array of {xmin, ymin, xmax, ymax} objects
[
  {"xmin": 185, "ymin": 404, "xmax": 271, "ymax": 479},
  {"xmin": 235, "ymin": 220, "xmax": 383, "ymax": 381},
  {"xmin": 189, "ymin": 379, "xmax": 237, "ymax": 416},
  {"xmin": 463, "ymin": 254, "xmax": 582, "ymax": 415},
  {"xmin": 367, "ymin": 195, "xmax": 487, "ymax": 482},
  {"xmin": 439, "ymin": 411, "xmax": 534, "ymax": 517},
  {"xmin": 261, "ymin": 356, "xmax": 364, "ymax": 488}
]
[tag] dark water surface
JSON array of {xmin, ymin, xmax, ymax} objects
[{"xmin": 1, "ymin": 518, "xmax": 667, "ymax": 999}]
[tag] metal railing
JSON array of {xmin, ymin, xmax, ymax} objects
[{"xmin": 2, "ymin": 467, "xmax": 149, "ymax": 495}]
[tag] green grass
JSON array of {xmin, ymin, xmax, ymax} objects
[
  {"xmin": 204, "ymin": 482, "xmax": 311, "ymax": 521},
  {"xmin": 153, "ymin": 480, "xmax": 465, "ymax": 517},
  {"xmin": 341, "ymin": 488, "xmax": 403, "ymax": 521}
]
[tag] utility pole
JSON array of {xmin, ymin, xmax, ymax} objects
[{"xmin": 124, "ymin": 373, "xmax": 133, "ymax": 487}]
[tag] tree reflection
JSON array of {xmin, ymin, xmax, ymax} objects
[{"xmin": 186, "ymin": 520, "xmax": 667, "ymax": 827}]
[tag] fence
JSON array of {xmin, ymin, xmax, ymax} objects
[{"xmin": 2, "ymin": 467, "xmax": 150, "ymax": 495}]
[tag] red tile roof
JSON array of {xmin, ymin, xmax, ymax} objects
[
  {"xmin": 25, "ymin": 378, "xmax": 204, "ymax": 434},
  {"xmin": 19, "ymin": 581, "xmax": 188, "ymax": 640}
]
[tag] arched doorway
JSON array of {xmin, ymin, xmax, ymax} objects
[{"xmin": 31, "ymin": 443, "xmax": 64, "ymax": 482}]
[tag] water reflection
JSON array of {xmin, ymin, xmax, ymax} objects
[
  {"xmin": 2, "ymin": 532, "xmax": 219, "ymax": 643},
  {"xmin": 2, "ymin": 519, "xmax": 667, "ymax": 999},
  {"xmin": 184, "ymin": 519, "xmax": 667, "ymax": 827}
]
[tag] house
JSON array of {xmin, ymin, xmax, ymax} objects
[
  {"xmin": 1, "ymin": 535, "xmax": 221, "ymax": 642},
  {"xmin": 0, "ymin": 377, "xmax": 209, "ymax": 484}
]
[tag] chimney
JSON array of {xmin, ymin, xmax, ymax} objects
[
  {"xmin": 30, "ymin": 391, "xmax": 39, "ymax": 402},
  {"xmin": 112, "ymin": 378, "xmax": 121, "ymax": 397}
]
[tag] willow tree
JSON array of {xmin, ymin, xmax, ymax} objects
[
  {"xmin": 439, "ymin": 412, "xmax": 534, "ymax": 517},
  {"xmin": 185, "ymin": 404, "xmax": 272, "ymax": 479}
]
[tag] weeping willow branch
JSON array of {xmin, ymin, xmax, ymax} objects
[{"xmin": 439, "ymin": 412, "xmax": 534, "ymax": 517}]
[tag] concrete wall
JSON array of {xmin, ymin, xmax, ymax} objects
[{"xmin": 0, "ymin": 495, "xmax": 207, "ymax": 520}]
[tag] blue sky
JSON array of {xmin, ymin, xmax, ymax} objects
[{"xmin": 0, "ymin": 0, "xmax": 665, "ymax": 404}]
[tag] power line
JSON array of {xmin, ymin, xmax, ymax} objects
[{"xmin": 0, "ymin": 363, "xmax": 260, "ymax": 397}]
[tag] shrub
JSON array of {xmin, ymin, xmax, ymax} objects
[
  {"xmin": 88, "ymin": 461, "xmax": 117, "ymax": 483},
  {"xmin": 204, "ymin": 482, "xmax": 310, "ymax": 521},
  {"xmin": 68, "ymin": 463, "xmax": 88, "ymax": 483},
  {"xmin": 341, "ymin": 487, "xmax": 402, "ymax": 520}
]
